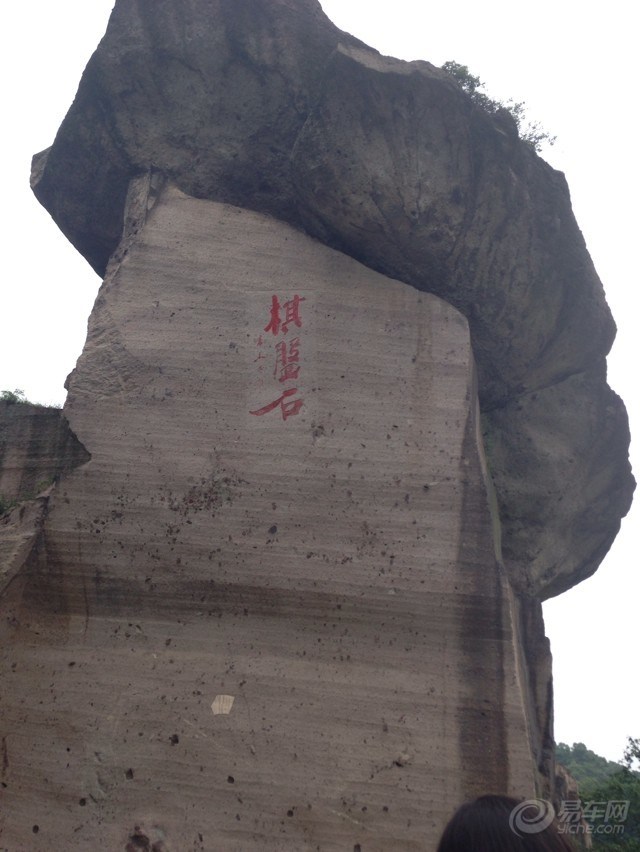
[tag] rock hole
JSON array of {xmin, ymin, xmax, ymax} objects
[{"xmin": 126, "ymin": 829, "xmax": 151, "ymax": 851}]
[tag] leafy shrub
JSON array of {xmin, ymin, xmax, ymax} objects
[
  {"xmin": 0, "ymin": 389, "xmax": 59, "ymax": 408},
  {"xmin": 558, "ymin": 739, "xmax": 640, "ymax": 851},
  {"xmin": 1, "ymin": 388, "xmax": 27, "ymax": 404},
  {"xmin": 441, "ymin": 60, "xmax": 556, "ymax": 153}
]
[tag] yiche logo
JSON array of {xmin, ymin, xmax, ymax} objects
[{"xmin": 509, "ymin": 799, "xmax": 556, "ymax": 836}]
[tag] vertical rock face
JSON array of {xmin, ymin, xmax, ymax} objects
[
  {"xmin": 2, "ymin": 186, "xmax": 535, "ymax": 849},
  {"xmin": 1, "ymin": 0, "xmax": 634, "ymax": 848}
]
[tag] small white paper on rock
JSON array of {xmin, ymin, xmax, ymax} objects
[{"xmin": 211, "ymin": 694, "xmax": 235, "ymax": 716}]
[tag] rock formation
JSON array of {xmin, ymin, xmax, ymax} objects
[
  {"xmin": 0, "ymin": 0, "xmax": 634, "ymax": 849},
  {"xmin": 0, "ymin": 401, "xmax": 89, "ymax": 599}
]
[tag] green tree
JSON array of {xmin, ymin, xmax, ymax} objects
[
  {"xmin": 624, "ymin": 739, "xmax": 640, "ymax": 772},
  {"xmin": 557, "ymin": 741, "xmax": 624, "ymax": 789},
  {"xmin": 560, "ymin": 738, "xmax": 640, "ymax": 851},
  {"xmin": 584, "ymin": 770, "xmax": 640, "ymax": 850},
  {"xmin": 1, "ymin": 388, "xmax": 27, "ymax": 404}
]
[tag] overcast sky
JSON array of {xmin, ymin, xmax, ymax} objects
[{"xmin": 1, "ymin": 1, "xmax": 637, "ymax": 764}]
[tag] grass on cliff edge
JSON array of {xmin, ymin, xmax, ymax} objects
[
  {"xmin": 1, "ymin": 388, "xmax": 61, "ymax": 408},
  {"xmin": 441, "ymin": 60, "xmax": 556, "ymax": 153}
]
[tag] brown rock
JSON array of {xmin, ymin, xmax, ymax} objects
[
  {"xmin": 483, "ymin": 368, "xmax": 634, "ymax": 598},
  {"xmin": 0, "ymin": 496, "xmax": 49, "ymax": 599},
  {"xmin": 291, "ymin": 43, "xmax": 613, "ymax": 403},
  {"xmin": 28, "ymin": 0, "xmax": 612, "ymax": 402},
  {"xmin": 1, "ymin": 185, "xmax": 537, "ymax": 849},
  {"xmin": 0, "ymin": 400, "xmax": 89, "ymax": 507}
]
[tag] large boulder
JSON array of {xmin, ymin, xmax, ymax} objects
[
  {"xmin": 31, "ymin": 0, "xmax": 634, "ymax": 597},
  {"xmin": 1, "ymin": 0, "xmax": 634, "ymax": 847},
  {"xmin": 1, "ymin": 186, "xmax": 538, "ymax": 849}
]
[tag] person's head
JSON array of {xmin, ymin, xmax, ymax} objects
[{"xmin": 436, "ymin": 795, "xmax": 576, "ymax": 852}]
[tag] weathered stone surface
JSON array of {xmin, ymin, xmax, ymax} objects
[
  {"xmin": 290, "ymin": 43, "xmax": 611, "ymax": 403},
  {"xmin": 554, "ymin": 763, "xmax": 592, "ymax": 837},
  {"xmin": 0, "ymin": 496, "xmax": 49, "ymax": 599},
  {"xmin": 31, "ymin": 0, "xmax": 364, "ymax": 280},
  {"xmin": 28, "ymin": 0, "xmax": 611, "ymax": 403},
  {"xmin": 0, "ymin": 401, "xmax": 90, "ymax": 505},
  {"xmin": 1, "ymin": 186, "xmax": 538, "ymax": 849},
  {"xmin": 484, "ymin": 368, "xmax": 634, "ymax": 599},
  {"xmin": 30, "ymin": 0, "xmax": 634, "ymax": 598}
]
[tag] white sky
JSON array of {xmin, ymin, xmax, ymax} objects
[{"xmin": 1, "ymin": 1, "xmax": 637, "ymax": 764}]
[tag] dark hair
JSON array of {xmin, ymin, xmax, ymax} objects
[{"xmin": 436, "ymin": 795, "xmax": 576, "ymax": 852}]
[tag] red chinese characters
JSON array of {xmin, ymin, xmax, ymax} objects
[
  {"xmin": 250, "ymin": 294, "xmax": 305, "ymax": 421},
  {"xmin": 249, "ymin": 386, "xmax": 303, "ymax": 420},
  {"xmin": 263, "ymin": 294, "xmax": 305, "ymax": 336},
  {"xmin": 274, "ymin": 338, "xmax": 300, "ymax": 383}
]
